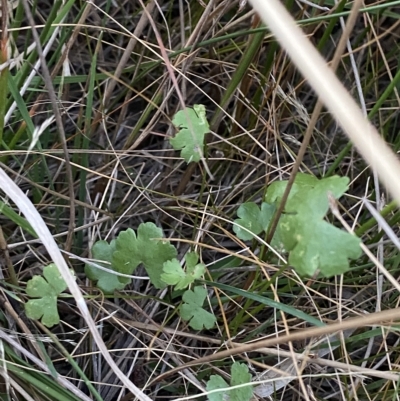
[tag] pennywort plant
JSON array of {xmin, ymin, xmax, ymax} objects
[{"xmin": 233, "ymin": 173, "xmax": 362, "ymax": 276}]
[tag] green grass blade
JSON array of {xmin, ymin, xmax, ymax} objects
[{"xmin": 202, "ymin": 280, "xmax": 325, "ymax": 327}]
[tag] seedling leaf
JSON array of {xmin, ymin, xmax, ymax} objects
[
  {"xmin": 180, "ymin": 286, "xmax": 216, "ymax": 330},
  {"xmin": 161, "ymin": 259, "xmax": 186, "ymax": 287},
  {"xmin": 112, "ymin": 223, "xmax": 177, "ymax": 289},
  {"xmin": 233, "ymin": 202, "xmax": 276, "ymax": 240},
  {"xmin": 206, "ymin": 375, "xmax": 227, "ymax": 401},
  {"xmin": 266, "ymin": 173, "xmax": 319, "ymax": 205},
  {"xmin": 230, "ymin": 362, "xmax": 253, "ymax": 401},
  {"xmin": 268, "ymin": 174, "xmax": 361, "ymax": 276},
  {"xmin": 161, "ymin": 252, "xmax": 205, "ymax": 290},
  {"xmin": 281, "ymin": 217, "xmax": 361, "ymax": 276},
  {"xmin": 85, "ymin": 240, "xmax": 127, "ymax": 294},
  {"xmin": 206, "ymin": 362, "xmax": 253, "ymax": 401},
  {"xmin": 170, "ymin": 104, "xmax": 209, "ymax": 163},
  {"xmin": 234, "ymin": 174, "xmax": 361, "ymax": 277},
  {"xmin": 25, "ymin": 264, "xmax": 71, "ymax": 327}
]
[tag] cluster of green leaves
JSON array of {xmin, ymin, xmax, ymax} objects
[
  {"xmin": 84, "ymin": 225, "xmax": 215, "ymax": 329},
  {"xmin": 233, "ymin": 173, "xmax": 361, "ymax": 276},
  {"xmin": 206, "ymin": 362, "xmax": 253, "ymax": 401},
  {"xmin": 23, "ymin": 223, "xmax": 214, "ymax": 329},
  {"xmin": 23, "ymin": 106, "xmax": 361, "ymax": 335},
  {"xmin": 23, "ymin": 99, "xmax": 215, "ymax": 330},
  {"xmin": 168, "ymin": 106, "xmax": 361, "ymax": 276},
  {"xmin": 85, "ymin": 222, "xmax": 177, "ymax": 292},
  {"xmin": 84, "ymin": 224, "xmax": 215, "ymax": 330},
  {"xmin": 162, "ymin": 254, "xmax": 216, "ymax": 328}
]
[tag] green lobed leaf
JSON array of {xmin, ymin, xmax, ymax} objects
[
  {"xmin": 169, "ymin": 104, "xmax": 210, "ymax": 163},
  {"xmin": 285, "ymin": 175, "xmax": 350, "ymax": 217},
  {"xmin": 25, "ymin": 264, "xmax": 71, "ymax": 327},
  {"xmin": 232, "ymin": 201, "xmax": 285, "ymax": 250},
  {"xmin": 266, "ymin": 173, "xmax": 319, "ymax": 205},
  {"xmin": 268, "ymin": 174, "xmax": 361, "ymax": 277},
  {"xmin": 230, "ymin": 362, "xmax": 253, "ymax": 401},
  {"xmin": 161, "ymin": 259, "xmax": 187, "ymax": 288},
  {"xmin": 233, "ymin": 174, "xmax": 361, "ymax": 277},
  {"xmin": 161, "ymin": 252, "xmax": 205, "ymax": 290},
  {"xmin": 206, "ymin": 362, "xmax": 253, "ymax": 401},
  {"xmin": 85, "ymin": 240, "xmax": 127, "ymax": 294},
  {"xmin": 112, "ymin": 223, "xmax": 177, "ymax": 289},
  {"xmin": 180, "ymin": 286, "xmax": 216, "ymax": 330},
  {"xmin": 24, "ymin": 297, "xmax": 60, "ymax": 328},
  {"xmin": 206, "ymin": 375, "xmax": 228, "ymax": 401},
  {"xmin": 233, "ymin": 202, "xmax": 276, "ymax": 241},
  {"xmin": 280, "ymin": 216, "xmax": 361, "ymax": 276}
]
